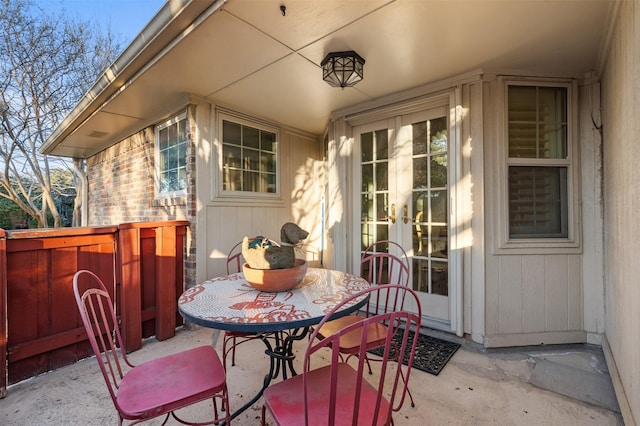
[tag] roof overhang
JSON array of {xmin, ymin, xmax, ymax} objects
[{"xmin": 41, "ymin": 0, "xmax": 616, "ymax": 159}]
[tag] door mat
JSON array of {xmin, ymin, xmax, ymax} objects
[{"xmin": 369, "ymin": 330, "xmax": 460, "ymax": 376}]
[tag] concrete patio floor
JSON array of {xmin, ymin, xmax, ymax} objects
[{"xmin": 1, "ymin": 326, "xmax": 624, "ymax": 425}]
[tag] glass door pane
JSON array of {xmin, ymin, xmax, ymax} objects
[
  {"xmin": 360, "ymin": 129, "xmax": 390, "ymax": 251},
  {"xmin": 411, "ymin": 116, "xmax": 449, "ymax": 297}
]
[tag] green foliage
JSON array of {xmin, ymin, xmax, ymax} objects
[{"xmin": 0, "ymin": 197, "xmax": 28, "ymax": 229}]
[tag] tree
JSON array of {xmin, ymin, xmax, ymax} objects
[{"xmin": 0, "ymin": 0, "xmax": 121, "ymax": 227}]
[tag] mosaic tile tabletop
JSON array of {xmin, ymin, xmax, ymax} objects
[{"xmin": 179, "ymin": 268, "xmax": 370, "ymax": 332}]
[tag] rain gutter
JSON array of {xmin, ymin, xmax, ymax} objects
[{"xmin": 39, "ymin": 0, "xmax": 227, "ymax": 156}]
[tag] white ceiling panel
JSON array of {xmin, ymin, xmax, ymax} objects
[
  {"xmin": 221, "ymin": 0, "xmax": 393, "ymax": 51},
  {"xmin": 208, "ymin": 53, "xmax": 371, "ymax": 134}
]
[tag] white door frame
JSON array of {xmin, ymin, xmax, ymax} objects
[{"xmin": 343, "ymin": 91, "xmax": 463, "ymax": 334}]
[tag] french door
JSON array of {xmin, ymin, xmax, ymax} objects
[{"xmin": 354, "ymin": 106, "xmax": 454, "ymax": 327}]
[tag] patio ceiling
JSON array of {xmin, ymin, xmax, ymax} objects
[{"xmin": 42, "ymin": 0, "xmax": 614, "ymax": 158}]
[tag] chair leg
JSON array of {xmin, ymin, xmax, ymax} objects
[
  {"xmin": 213, "ymin": 396, "xmax": 219, "ymax": 420},
  {"xmin": 356, "ymin": 348, "xmax": 416, "ymax": 408},
  {"xmin": 261, "ymin": 405, "xmax": 267, "ymax": 425},
  {"xmin": 396, "ymin": 356, "xmax": 416, "ymax": 408},
  {"xmin": 364, "ymin": 353, "xmax": 373, "ymax": 375},
  {"xmin": 388, "ymin": 340, "xmax": 416, "ymax": 408},
  {"xmin": 213, "ymin": 392, "xmax": 232, "ymax": 424},
  {"xmin": 231, "ymin": 336, "xmax": 237, "ymax": 366},
  {"xmin": 222, "ymin": 336, "xmax": 229, "ymax": 370},
  {"xmin": 406, "ymin": 381, "xmax": 416, "ymax": 408},
  {"xmin": 343, "ymin": 352, "xmax": 373, "ymax": 374}
]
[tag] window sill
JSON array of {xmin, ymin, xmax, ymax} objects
[
  {"xmin": 494, "ymin": 238, "xmax": 582, "ymax": 255},
  {"xmin": 152, "ymin": 196, "xmax": 187, "ymax": 207},
  {"xmin": 211, "ymin": 192, "xmax": 284, "ymax": 208}
]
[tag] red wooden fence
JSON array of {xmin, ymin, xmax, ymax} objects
[{"xmin": 0, "ymin": 221, "xmax": 189, "ymax": 397}]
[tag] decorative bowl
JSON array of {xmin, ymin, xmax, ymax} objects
[{"xmin": 242, "ymin": 259, "xmax": 307, "ymax": 292}]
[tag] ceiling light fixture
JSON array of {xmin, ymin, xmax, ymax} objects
[{"xmin": 320, "ymin": 50, "xmax": 365, "ymax": 89}]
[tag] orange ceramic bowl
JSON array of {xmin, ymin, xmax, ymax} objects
[{"xmin": 243, "ymin": 259, "xmax": 307, "ymax": 292}]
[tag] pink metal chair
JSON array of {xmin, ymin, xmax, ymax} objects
[
  {"xmin": 312, "ymin": 250, "xmax": 409, "ymax": 334},
  {"xmin": 225, "ymin": 240, "xmax": 247, "ymax": 276},
  {"xmin": 222, "ymin": 240, "xmax": 282, "ymax": 369},
  {"xmin": 261, "ymin": 284, "xmax": 421, "ymax": 425},
  {"xmin": 360, "ymin": 239, "xmax": 410, "ymax": 285},
  {"xmin": 313, "ymin": 241, "xmax": 410, "ymax": 353},
  {"xmin": 73, "ymin": 270, "xmax": 230, "ymax": 425},
  {"xmin": 313, "ymin": 240, "xmax": 415, "ymax": 406}
]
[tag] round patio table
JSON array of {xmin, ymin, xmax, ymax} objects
[{"xmin": 178, "ymin": 267, "xmax": 370, "ymax": 422}]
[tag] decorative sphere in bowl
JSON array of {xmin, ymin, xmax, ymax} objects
[{"xmin": 243, "ymin": 259, "xmax": 307, "ymax": 292}]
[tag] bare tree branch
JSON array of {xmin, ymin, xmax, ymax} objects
[{"xmin": 0, "ymin": 0, "xmax": 121, "ymax": 227}]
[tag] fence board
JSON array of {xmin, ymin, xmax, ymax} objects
[
  {"xmin": 141, "ymin": 228, "xmax": 157, "ymax": 339},
  {"xmin": 0, "ymin": 230, "xmax": 6, "ymax": 398},
  {"xmin": 118, "ymin": 226, "xmax": 143, "ymax": 352},
  {"xmin": 1, "ymin": 221, "xmax": 188, "ymax": 395},
  {"xmin": 156, "ymin": 226, "xmax": 177, "ymax": 341}
]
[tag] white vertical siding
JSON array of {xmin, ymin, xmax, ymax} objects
[
  {"xmin": 498, "ymin": 255, "xmax": 525, "ymax": 335},
  {"xmin": 464, "ymin": 81, "xmax": 486, "ymax": 344},
  {"xmin": 522, "ymin": 255, "xmax": 545, "ymax": 333},
  {"xmin": 197, "ymin": 108, "xmax": 322, "ymax": 281},
  {"xmin": 485, "ymin": 254, "xmax": 585, "ymax": 347},
  {"xmin": 601, "ymin": 1, "xmax": 640, "ymax": 421}
]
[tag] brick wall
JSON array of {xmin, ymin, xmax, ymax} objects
[
  {"xmin": 184, "ymin": 105, "xmax": 197, "ymax": 288},
  {"xmin": 86, "ymin": 106, "xmax": 197, "ymax": 288},
  {"xmin": 87, "ymin": 129, "xmax": 163, "ymax": 224}
]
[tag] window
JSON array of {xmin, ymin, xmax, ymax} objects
[
  {"xmin": 507, "ymin": 84, "xmax": 570, "ymax": 239},
  {"xmin": 221, "ymin": 118, "xmax": 277, "ymax": 193},
  {"xmin": 156, "ymin": 114, "xmax": 188, "ymax": 196}
]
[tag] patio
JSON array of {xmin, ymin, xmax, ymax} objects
[
  {"xmin": 1, "ymin": 325, "xmax": 623, "ymax": 425},
  {"xmin": 21, "ymin": 1, "xmax": 639, "ymax": 422}
]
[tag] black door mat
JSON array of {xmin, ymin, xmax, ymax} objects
[{"xmin": 369, "ymin": 330, "xmax": 460, "ymax": 376}]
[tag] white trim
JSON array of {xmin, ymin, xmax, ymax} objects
[
  {"xmin": 465, "ymin": 80, "xmax": 486, "ymax": 345},
  {"xmin": 345, "ymin": 92, "xmax": 453, "ymax": 127},
  {"xmin": 154, "ymin": 112, "xmax": 188, "ymax": 199},
  {"xmin": 333, "ymin": 69, "xmax": 484, "ymax": 122},
  {"xmin": 326, "ymin": 118, "xmax": 351, "ymax": 272},
  {"xmin": 212, "ymin": 110, "xmax": 283, "ymax": 206},
  {"xmin": 484, "ymin": 330, "xmax": 587, "ymax": 348},
  {"xmin": 602, "ymin": 335, "xmax": 635, "ymax": 425},
  {"xmin": 450, "ymin": 89, "xmax": 463, "ymax": 337},
  {"xmin": 596, "ymin": 0, "xmax": 623, "ymax": 78}
]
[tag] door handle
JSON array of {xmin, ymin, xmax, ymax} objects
[
  {"xmin": 389, "ymin": 204, "xmax": 396, "ymax": 223},
  {"xmin": 403, "ymin": 204, "xmax": 408, "ymax": 224}
]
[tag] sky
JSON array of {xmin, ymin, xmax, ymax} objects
[{"xmin": 32, "ymin": 0, "xmax": 167, "ymax": 46}]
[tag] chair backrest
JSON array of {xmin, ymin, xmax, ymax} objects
[
  {"xmin": 361, "ymin": 240, "xmax": 410, "ymax": 287},
  {"xmin": 294, "ymin": 243, "xmax": 323, "ymax": 268},
  {"xmin": 305, "ymin": 284, "xmax": 422, "ymax": 425},
  {"xmin": 226, "ymin": 241, "xmax": 245, "ymax": 274},
  {"xmin": 73, "ymin": 270, "xmax": 133, "ymax": 409},
  {"xmin": 361, "ymin": 240, "xmax": 409, "ymax": 266}
]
